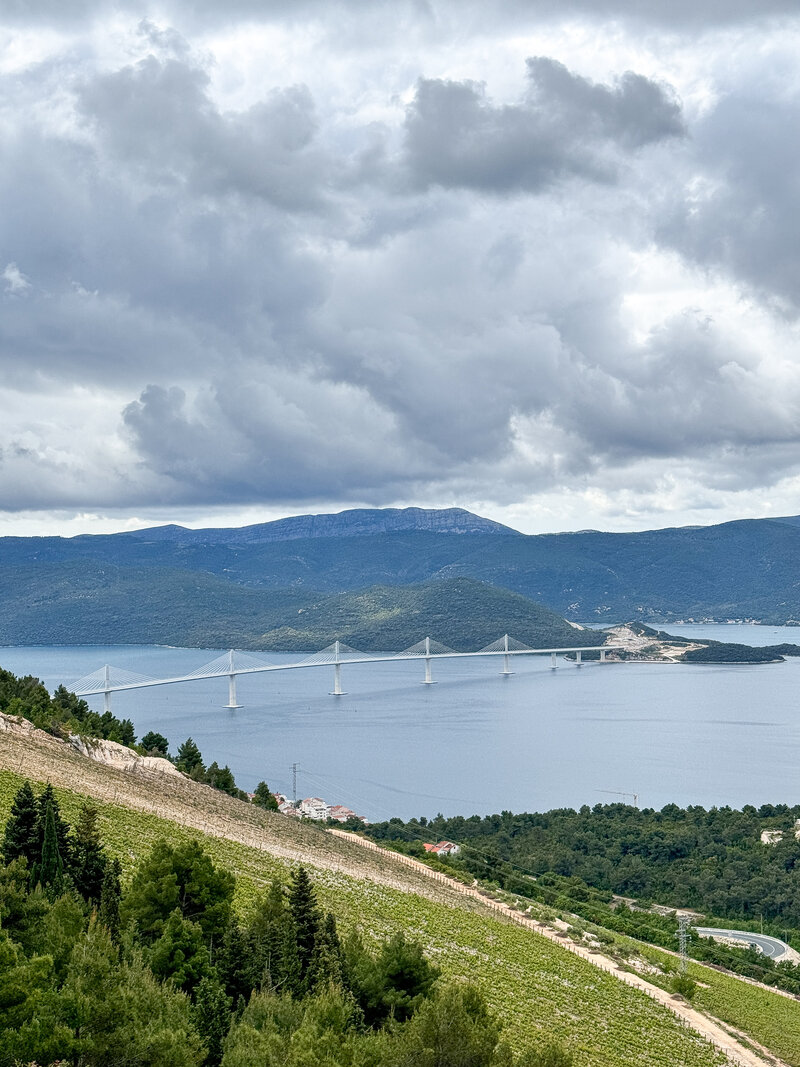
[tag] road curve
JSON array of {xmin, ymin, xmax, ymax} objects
[{"xmin": 696, "ymin": 927, "xmax": 793, "ymax": 961}]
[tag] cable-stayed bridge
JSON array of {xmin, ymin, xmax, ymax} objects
[{"xmin": 70, "ymin": 635, "xmax": 622, "ymax": 712}]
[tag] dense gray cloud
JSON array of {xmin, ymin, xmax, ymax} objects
[
  {"xmin": 404, "ymin": 60, "xmax": 684, "ymax": 192},
  {"xmin": 78, "ymin": 54, "xmax": 327, "ymax": 211},
  {"xmin": 3, "ymin": 0, "xmax": 796, "ymax": 30},
  {"xmin": 1, "ymin": 1, "xmax": 799, "ymax": 533},
  {"xmin": 660, "ymin": 91, "xmax": 800, "ymax": 311}
]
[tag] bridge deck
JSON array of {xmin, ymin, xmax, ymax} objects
[{"xmin": 75, "ymin": 644, "xmax": 623, "ymax": 696}]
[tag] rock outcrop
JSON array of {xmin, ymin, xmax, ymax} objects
[{"xmin": 0, "ymin": 712, "xmax": 181, "ymax": 778}]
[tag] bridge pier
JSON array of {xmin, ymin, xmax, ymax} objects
[
  {"xmin": 500, "ymin": 634, "xmax": 513, "ymax": 676},
  {"xmin": 600, "ymin": 649, "xmax": 606, "ymax": 663},
  {"xmin": 550, "ymin": 652, "xmax": 558, "ymax": 669},
  {"xmin": 423, "ymin": 636, "xmax": 436, "ymax": 684},
  {"xmin": 331, "ymin": 640, "xmax": 346, "ymax": 695},
  {"xmin": 575, "ymin": 650, "xmax": 582, "ymax": 666},
  {"xmin": 224, "ymin": 651, "xmax": 242, "ymax": 708},
  {"xmin": 103, "ymin": 665, "xmax": 112, "ymax": 714}
]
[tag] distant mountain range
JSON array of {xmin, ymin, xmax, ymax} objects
[
  {"xmin": 2, "ymin": 506, "xmax": 800, "ymax": 649},
  {"xmin": 118, "ymin": 506, "xmax": 516, "ymax": 544}
]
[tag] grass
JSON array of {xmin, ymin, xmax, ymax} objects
[
  {"xmin": 634, "ymin": 940, "xmax": 800, "ymax": 1066},
  {"xmin": 0, "ymin": 769, "xmax": 729, "ymax": 1067}
]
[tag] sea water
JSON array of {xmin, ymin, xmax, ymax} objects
[{"xmin": 1, "ymin": 624, "xmax": 799, "ymax": 821}]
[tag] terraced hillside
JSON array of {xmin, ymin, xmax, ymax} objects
[{"xmin": 0, "ymin": 715, "xmax": 788, "ymax": 1067}]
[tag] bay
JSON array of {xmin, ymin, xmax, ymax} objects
[{"xmin": 1, "ymin": 625, "xmax": 800, "ymax": 821}]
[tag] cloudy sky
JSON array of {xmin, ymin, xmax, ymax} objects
[{"xmin": 2, "ymin": 1, "xmax": 799, "ymax": 536}]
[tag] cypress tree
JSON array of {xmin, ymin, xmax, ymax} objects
[
  {"xmin": 309, "ymin": 911, "xmax": 346, "ymax": 990},
  {"xmin": 216, "ymin": 919, "xmax": 251, "ymax": 1002},
  {"xmin": 1, "ymin": 781, "xmax": 40, "ymax": 867},
  {"xmin": 247, "ymin": 877, "xmax": 290, "ymax": 990},
  {"xmin": 98, "ymin": 857, "xmax": 122, "ymax": 942},
  {"xmin": 71, "ymin": 801, "xmax": 107, "ymax": 903},
  {"xmin": 192, "ymin": 977, "xmax": 232, "ymax": 1067},
  {"xmin": 36, "ymin": 784, "xmax": 70, "ymax": 868},
  {"xmin": 36, "ymin": 794, "xmax": 64, "ymax": 891},
  {"xmin": 288, "ymin": 865, "xmax": 320, "ymax": 994}
]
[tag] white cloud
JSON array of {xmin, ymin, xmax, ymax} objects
[
  {"xmin": 2, "ymin": 262, "xmax": 31, "ymax": 293},
  {"xmin": 0, "ymin": 2, "xmax": 798, "ymax": 535}
]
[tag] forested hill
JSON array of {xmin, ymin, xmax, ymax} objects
[
  {"xmin": 365, "ymin": 802, "xmax": 800, "ymax": 929},
  {"xmin": 2, "ymin": 508, "xmax": 800, "ymax": 623},
  {"xmin": 0, "ymin": 571, "xmax": 600, "ymax": 652}
]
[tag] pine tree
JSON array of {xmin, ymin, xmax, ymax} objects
[
  {"xmin": 117, "ymin": 718, "xmax": 136, "ymax": 747},
  {"xmin": 252, "ymin": 781, "xmax": 279, "ymax": 811},
  {"xmin": 98, "ymin": 857, "xmax": 122, "ymax": 942},
  {"xmin": 1, "ymin": 781, "xmax": 40, "ymax": 867},
  {"xmin": 176, "ymin": 737, "xmax": 205, "ymax": 775},
  {"xmin": 205, "ymin": 762, "xmax": 239, "ymax": 796},
  {"xmin": 141, "ymin": 731, "xmax": 170, "ymax": 757},
  {"xmin": 71, "ymin": 801, "xmax": 107, "ymax": 903},
  {"xmin": 35, "ymin": 793, "xmax": 64, "ymax": 891},
  {"xmin": 148, "ymin": 909, "xmax": 211, "ymax": 992}
]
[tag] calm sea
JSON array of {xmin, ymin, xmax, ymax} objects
[{"xmin": 2, "ymin": 623, "xmax": 800, "ymax": 821}]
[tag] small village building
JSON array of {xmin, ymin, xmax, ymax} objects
[
  {"xmin": 298, "ymin": 796, "xmax": 329, "ymax": 820},
  {"xmin": 423, "ymin": 840, "xmax": 461, "ymax": 856}
]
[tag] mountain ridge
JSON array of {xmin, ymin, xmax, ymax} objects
[
  {"xmin": 116, "ymin": 506, "xmax": 518, "ymax": 544},
  {"xmin": 3, "ymin": 508, "xmax": 800, "ymax": 625}
]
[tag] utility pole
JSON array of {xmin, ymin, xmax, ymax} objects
[
  {"xmin": 677, "ymin": 914, "xmax": 690, "ymax": 974},
  {"xmin": 292, "ymin": 762, "xmax": 298, "ymax": 806}
]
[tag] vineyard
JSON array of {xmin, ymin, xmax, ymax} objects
[
  {"xmin": 0, "ymin": 762, "xmax": 732, "ymax": 1067},
  {"xmin": 631, "ymin": 940, "xmax": 800, "ymax": 1065}
]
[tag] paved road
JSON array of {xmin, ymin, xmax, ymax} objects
[{"xmin": 695, "ymin": 926, "xmax": 793, "ymax": 960}]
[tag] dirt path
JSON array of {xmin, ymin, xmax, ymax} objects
[
  {"xmin": 0, "ymin": 716, "xmax": 784, "ymax": 1066},
  {"xmin": 0, "ymin": 716, "xmax": 492, "ymax": 907},
  {"xmin": 328, "ymin": 830, "xmax": 784, "ymax": 1067}
]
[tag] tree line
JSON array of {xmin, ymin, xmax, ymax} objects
[
  {"xmin": 0, "ymin": 780, "xmax": 570, "ymax": 1067},
  {"xmin": 364, "ymin": 802, "xmax": 800, "ymax": 928},
  {"xmin": 360, "ymin": 802, "xmax": 800, "ymax": 992},
  {"xmin": 0, "ymin": 665, "xmax": 279, "ymax": 808}
]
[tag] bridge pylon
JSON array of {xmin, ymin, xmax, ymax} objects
[
  {"xmin": 422, "ymin": 636, "xmax": 436, "ymax": 684},
  {"xmin": 224, "ymin": 650, "xmax": 243, "ymax": 708},
  {"xmin": 500, "ymin": 634, "xmax": 514, "ymax": 676},
  {"xmin": 330, "ymin": 640, "xmax": 346, "ymax": 696}
]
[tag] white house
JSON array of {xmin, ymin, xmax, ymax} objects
[{"xmin": 298, "ymin": 796, "xmax": 329, "ymax": 820}]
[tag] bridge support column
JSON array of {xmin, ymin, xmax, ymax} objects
[
  {"xmin": 423, "ymin": 636, "xmax": 436, "ymax": 684},
  {"xmin": 575, "ymin": 650, "xmax": 582, "ymax": 666},
  {"xmin": 600, "ymin": 649, "xmax": 606, "ymax": 663},
  {"xmin": 103, "ymin": 665, "xmax": 112, "ymax": 714},
  {"xmin": 501, "ymin": 633, "xmax": 513, "ymax": 676},
  {"xmin": 225, "ymin": 651, "xmax": 242, "ymax": 708},
  {"xmin": 550, "ymin": 652, "xmax": 558, "ymax": 669},
  {"xmin": 331, "ymin": 640, "xmax": 346, "ymax": 695}
]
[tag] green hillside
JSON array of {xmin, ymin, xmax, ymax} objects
[
  {"xmin": 5, "ymin": 703, "xmax": 800, "ymax": 1064},
  {"xmin": 0, "ymin": 762, "xmax": 728, "ymax": 1067},
  {"xmin": 2, "ymin": 510, "xmax": 800, "ymax": 622},
  {"xmin": 0, "ymin": 567, "xmax": 600, "ymax": 652}
]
